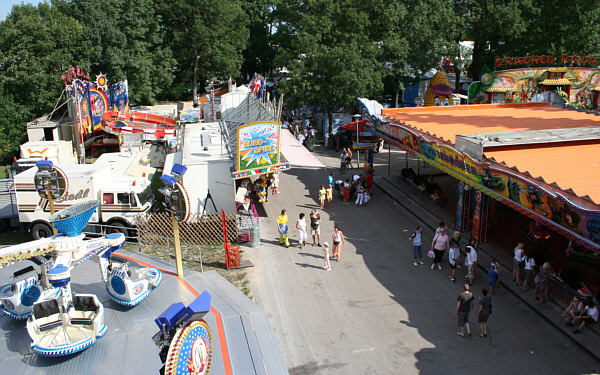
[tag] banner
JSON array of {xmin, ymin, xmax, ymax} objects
[
  {"xmin": 472, "ymin": 191, "xmax": 490, "ymax": 244},
  {"xmin": 236, "ymin": 121, "xmax": 281, "ymax": 173},
  {"xmin": 456, "ymin": 181, "xmax": 472, "ymax": 232}
]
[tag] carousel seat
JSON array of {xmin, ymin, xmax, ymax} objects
[
  {"xmin": 70, "ymin": 295, "xmax": 98, "ymax": 325},
  {"xmin": 32, "ymin": 299, "xmax": 62, "ymax": 331}
]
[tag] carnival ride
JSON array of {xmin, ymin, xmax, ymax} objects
[
  {"xmin": 153, "ymin": 291, "xmax": 213, "ymax": 375},
  {"xmin": 0, "ymin": 200, "xmax": 161, "ymax": 356},
  {"xmin": 101, "ymin": 111, "xmax": 177, "ymax": 139}
]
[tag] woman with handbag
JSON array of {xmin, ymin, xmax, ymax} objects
[{"xmin": 430, "ymin": 228, "xmax": 450, "ymax": 270}]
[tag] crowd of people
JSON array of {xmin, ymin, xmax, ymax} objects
[
  {"xmin": 276, "ymin": 207, "xmax": 345, "ymax": 271},
  {"xmin": 409, "ymin": 220, "xmax": 598, "ymax": 337}
]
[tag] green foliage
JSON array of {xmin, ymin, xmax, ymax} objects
[
  {"xmin": 53, "ymin": 0, "xmax": 176, "ymax": 105},
  {"xmin": 157, "ymin": 0, "xmax": 249, "ymax": 97}
]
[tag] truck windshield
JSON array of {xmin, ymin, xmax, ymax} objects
[{"xmin": 137, "ymin": 186, "xmax": 154, "ymax": 206}]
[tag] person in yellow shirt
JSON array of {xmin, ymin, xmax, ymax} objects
[
  {"xmin": 318, "ymin": 185, "xmax": 326, "ymax": 209},
  {"xmin": 326, "ymin": 184, "xmax": 333, "ymax": 209},
  {"xmin": 277, "ymin": 209, "xmax": 290, "ymax": 247}
]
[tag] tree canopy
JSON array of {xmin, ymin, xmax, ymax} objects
[{"xmin": 1, "ymin": 0, "xmax": 600, "ymax": 161}]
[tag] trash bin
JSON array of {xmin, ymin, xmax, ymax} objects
[{"xmin": 250, "ymin": 226, "xmax": 261, "ymax": 248}]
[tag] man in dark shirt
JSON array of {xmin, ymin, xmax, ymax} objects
[{"xmin": 455, "ymin": 284, "xmax": 474, "ymax": 336}]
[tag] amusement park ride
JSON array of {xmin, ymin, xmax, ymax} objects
[{"xmin": 0, "ymin": 160, "xmax": 162, "ymax": 357}]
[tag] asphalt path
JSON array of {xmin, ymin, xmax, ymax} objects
[{"xmin": 245, "ymin": 144, "xmax": 599, "ymax": 375}]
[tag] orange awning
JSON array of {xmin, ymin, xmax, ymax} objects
[{"xmin": 382, "ymin": 103, "xmax": 600, "ymax": 203}]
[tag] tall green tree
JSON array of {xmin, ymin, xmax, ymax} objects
[
  {"xmin": 54, "ymin": 0, "xmax": 175, "ymax": 105},
  {"xmin": 273, "ymin": 0, "xmax": 384, "ymax": 141},
  {"xmin": 241, "ymin": 0, "xmax": 279, "ymax": 79},
  {"xmin": 157, "ymin": 0, "xmax": 249, "ymax": 103},
  {"xmin": 0, "ymin": 3, "xmax": 87, "ymax": 161}
]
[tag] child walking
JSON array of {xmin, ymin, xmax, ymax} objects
[
  {"xmin": 323, "ymin": 242, "xmax": 331, "ymax": 271},
  {"xmin": 319, "ymin": 185, "xmax": 326, "ymax": 209}
]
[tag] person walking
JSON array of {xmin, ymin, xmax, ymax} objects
[
  {"xmin": 270, "ymin": 172, "xmax": 279, "ymax": 195},
  {"xmin": 340, "ymin": 149, "xmax": 348, "ymax": 173},
  {"xmin": 343, "ymin": 179, "xmax": 351, "ymax": 205},
  {"xmin": 456, "ymin": 284, "xmax": 474, "ymax": 337},
  {"xmin": 513, "ymin": 242, "xmax": 525, "ymax": 284},
  {"xmin": 310, "ymin": 209, "xmax": 321, "ymax": 246},
  {"xmin": 318, "ymin": 185, "xmax": 326, "ymax": 210},
  {"xmin": 328, "ymin": 173, "xmax": 334, "ymax": 188},
  {"xmin": 355, "ymin": 181, "xmax": 365, "ymax": 207},
  {"xmin": 448, "ymin": 242, "xmax": 460, "ymax": 282},
  {"xmin": 465, "ymin": 243, "xmax": 478, "ymax": 286},
  {"xmin": 322, "ymin": 242, "xmax": 331, "ymax": 271},
  {"xmin": 488, "ymin": 260, "xmax": 500, "ymax": 294},
  {"xmin": 296, "ymin": 213, "xmax": 307, "ymax": 249},
  {"xmin": 534, "ymin": 262, "xmax": 556, "ymax": 303},
  {"xmin": 435, "ymin": 221, "xmax": 446, "ymax": 235},
  {"xmin": 346, "ymin": 148, "xmax": 353, "ymax": 169},
  {"xmin": 277, "ymin": 209, "xmax": 290, "ymax": 248},
  {"xmin": 431, "ymin": 227, "xmax": 450, "ymax": 270},
  {"xmin": 522, "ymin": 251, "xmax": 536, "ymax": 290},
  {"xmin": 477, "ymin": 288, "xmax": 491, "ymax": 338},
  {"xmin": 331, "ymin": 226, "xmax": 346, "ymax": 262},
  {"xmin": 409, "ymin": 226, "xmax": 424, "ymax": 266},
  {"xmin": 326, "ymin": 184, "xmax": 333, "ymax": 209}
]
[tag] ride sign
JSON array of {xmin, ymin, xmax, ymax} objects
[{"xmin": 236, "ymin": 121, "xmax": 281, "ymax": 172}]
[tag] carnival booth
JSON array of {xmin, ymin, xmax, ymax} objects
[{"xmin": 358, "ymin": 96, "xmax": 600, "ymax": 296}]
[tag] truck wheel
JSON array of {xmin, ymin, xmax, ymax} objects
[
  {"xmin": 31, "ymin": 222, "xmax": 53, "ymax": 240},
  {"xmin": 0, "ymin": 220, "xmax": 6, "ymax": 233},
  {"xmin": 108, "ymin": 222, "xmax": 129, "ymax": 240}
]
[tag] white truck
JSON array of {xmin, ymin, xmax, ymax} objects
[
  {"xmin": 14, "ymin": 152, "xmax": 155, "ymax": 239},
  {"xmin": 12, "ymin": 140, "xmax": 77, "ymax": 175}
]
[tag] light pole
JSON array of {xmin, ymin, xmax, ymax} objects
[
  {"xmin": 353, "ymin": 114, "xmax": 361, "ymax": 169},
  {"xmin": 158, "ymin": 163, "xmax": 189, "ymax": 277}
]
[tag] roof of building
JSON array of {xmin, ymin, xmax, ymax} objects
[
  {"xmin": 539, "ymin": 78, "xmax": 573, "ymax": 85},
  {"xmin": 382, "ymin": 103, "xmax": 600, "ymax": 204}
]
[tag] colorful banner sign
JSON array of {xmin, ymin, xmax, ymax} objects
[
  {"xmin": 456, "ymin": 181, "xmax": 472, "ymax": 233},
  {"xmin": 470, "ymin": 67, "xmax": 600, "ymax": 108},
  {"xmin": 236, "ymin": 121, "xmax": 281, "ymax": 172},
  {"xmin": 358, "ymin": 98, "xmax": 600, "ymax": 251},
  {"xmin": 472, "ymin": 191, "xmax": 490, "ymax": 244},
  {"xmin": 495, "ymin": 54, "xmax": 600, "ymax": 68}
]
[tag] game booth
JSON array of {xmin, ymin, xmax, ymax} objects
[{"xmin": 358, "ymin": 85, "xmax": 600, "ymax": 302}]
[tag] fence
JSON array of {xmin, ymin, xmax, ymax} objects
[{"xmin": 133, "ymin": 211, "xmax": 238, "ymax": 247}]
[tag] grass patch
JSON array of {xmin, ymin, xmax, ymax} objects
[
  {"xmin": 0, "ymin": 228, "xmax": 28, "ymax": 245},
  {"xmin": 132, "ymin": 242, "xmax": 253, "ymax": 299}
]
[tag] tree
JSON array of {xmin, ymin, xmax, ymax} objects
[
  {"xmin": 273, "ymin": 0, "xmax": 384, "ymax": 142},
  {"xmin": 157, "ymin": 0, "xmax": 249, "ymax": 103},
  {"xmin": 54, "ymin": 0, "xmax": 176, "ymax": 105},
  {"xmin": 240, "ymin": 0, "xmax": 279, "ymax": 79},
  {"xmin": 0, "ymin": 3, "xmax": 87, "ymax": 161}
]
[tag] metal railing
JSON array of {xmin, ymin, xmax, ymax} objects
[{"xmin": 82, "ymin": 223, "xmax": 205, "ymax": 273}]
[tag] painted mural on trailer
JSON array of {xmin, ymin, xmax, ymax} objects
[
  {"xmin": 64, "ymin": 68, "xmax": 129, "ymax": 140},
  {"xmin": 357, "ymin": 98, "xmax": 600, "ymax": 250},
  {"xmin": 469, "ymin": 65, "xmax": 600, "ymax": 108}
]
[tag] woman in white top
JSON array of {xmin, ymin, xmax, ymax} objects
[
  {"xmin": 512, "ymin": 242, "xmax": 525, "ymax": 285},
  {"xmin": 522, "ymin": 252, "xmax": 536, "ymax": 290},
  {"xmin": 296, "ymin": 213, "xmax": 307, "ymax": 249}
]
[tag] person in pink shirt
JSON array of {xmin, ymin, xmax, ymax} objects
[{"xmin": 431, "ymin": 227, "xmax": 450, "ymax": 270}]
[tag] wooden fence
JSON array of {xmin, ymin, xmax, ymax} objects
[{"xmin": 134, "ymin": 212, "xmax": 238, "ymax": 247}]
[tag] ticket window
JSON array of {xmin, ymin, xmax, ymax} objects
[{"xmin": 103, "ymin": 193, "xmax": 114, "ymax": 205}]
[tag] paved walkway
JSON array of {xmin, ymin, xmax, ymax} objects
[
  {"xmin": 244, "ymin": 143, "xmax": 599, "ymax": 375},
  {"xmin": 374, "ymin": 174, "xmax": 600, "ymax": 361}
]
